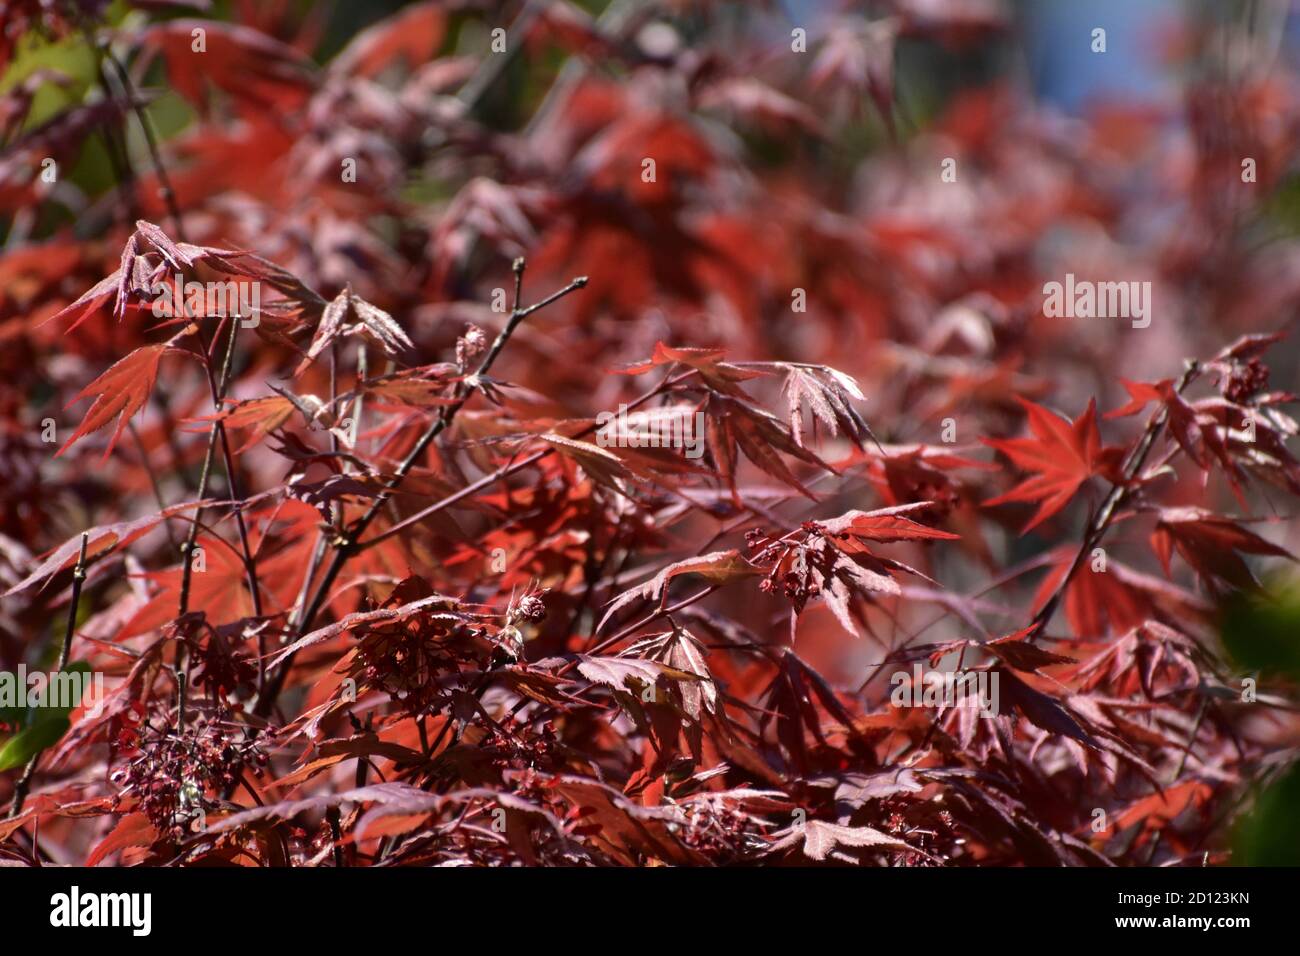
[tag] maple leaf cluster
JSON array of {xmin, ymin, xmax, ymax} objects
[{"xmin": 0, "ymin": 1, "xmax": 1298, "ymax": 869}]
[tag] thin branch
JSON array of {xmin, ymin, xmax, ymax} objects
[
  {"xmin": 97, "ymin": 39, "xmax": 187, "ymax": 241},
  {"xmin": 1028, "ymin": 359, "xmax": 1201, "ymax": 637},
  {"xmin": 176, "ymin": 319, "xmax": 242, "ymax": 732},
  {"xmin": 128, "ymin": 420, "xmax": 178, "ymax": 551},
  {"xmin": 455, "ymin": 1, "xmax": 545, "ymax": 111},
  {"xmin": 253, "ymin": 272, "xmax": 588, "ymax": 717},
  {"xmin": 359, "ymin": 367, "xmax": 695, "ymax": 551},
  {"xmin": 190, "ymin": 319, "xmax": 263, "ymax": 619},
  {"xmin": 7, "ymin": 533, "xmax": 89, "ymax": 819}
]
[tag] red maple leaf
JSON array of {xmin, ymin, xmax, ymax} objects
[
  {"xmin": 57, "ymin": 343, "xmax": 170, "ymax": 459},
  {"xmin": 1150, "ymin": 507, "xmax": 1295, "ymax": 590},
  {"xmin": 616, "ymin": 342, "xmax": 765, "ymax": 398},
  {"xmin": 982, "ymin": 397, "xmax": 1116, "ymax": 533},
  {"xmin": 1105, "ymin": 378, "xmax": 1234, "ymax": 477}
]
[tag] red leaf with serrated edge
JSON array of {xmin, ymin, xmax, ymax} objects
[
  {"xmin": 769, "ymin": 819, "xmax": 913, "ymax": 861},
  {"xmin": 1106, "ymin": 379, "xmax": 1231, "ymax": 474},
  {"xmin": 212, "ymin": 395, "xmax": 296, "ymax": 453},
  {"xmin": 780, "ymin": 363, "xmax": 878, "ymax": 450},
  {"xmin": 820, "ymin": 502, "xmax": 960, "ymax": 543},
  {"xmin": 998, "ymin": 668, "xmax": 1098, "ymax": 748},
  {"xmin": 57, "ymin": 344, "xmax": 169, "ymax": 459},
  {"xmin": 117, "ymin": 533, "xmax": 261, "ymax": 639},
  {"xmin": 615, "ymin": 341, "xmax": 765, "ymax": 398},
  {"xmin": 86, "ymin": 813, "xmax": 158, "ymax": 867},
  {"xmin": 982, "ymin": 397, "xmax": 1112, "ymax": 533},
  {"xmin": 598, "ymin": 550, "xmax": 760, "ymax": 632},
  {"xmin": 119, "ymin": 502, "xmax": 322, "ymax": 639},
  {"xmin": 4, "ymin": 501, "xmax": 210, "ymax": 596},
  {"xmin": 1149, "ymin": 507, "xmax": 1294, "ymax": 590},
  {"xmin": 1030, "ymin": 546, "xmax": 1154, "ymax": 638},
  {"xmin": 1212, "ymin": 331, "xmax": 1287, "ymax": 363},
  {"xmin": 1110, "ymin": 780, "xmax": 1213, "ymax": 834},
  {"xmin": 986, "ymin": 627, "xmax": 1076, "ymax": 672},
  {"xmin": 706, "ymin": 392, "xmax": 832, "ymax": 502},
  {"xmin": 575, "ymin": 655, "xmax": 703, "ymax": 692},
  {"xmin": 1104, "ymin": 378, "xmax": 1167, "ymax": 419},
  {"xmin": 43, "ymin": 269, "xmax": 122, "ymax": 332}
]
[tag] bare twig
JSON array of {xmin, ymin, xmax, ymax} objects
[
  {"xmin": 176, "ymin": 320, "xmax": 242, "ymax": 732},
  {"xmin": 455, "ymin": 1, "xmax": 545, "ymax": 111},
  {"xmin": 8, "ymin": 533, "xmax": 89, "ymax": 819},
  {"xmin": 97, "ymin": 39, "xmax": 187, "ymax": 241},
  {"xmin": 191, "ymin": 319, "xmax": 263, "ymax": 620}
]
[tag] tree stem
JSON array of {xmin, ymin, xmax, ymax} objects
[
  {"xmin": 1029, "ymin": 359, "xmax": 1200, "ymax": 636},
  {"xmin": 252, "ymin": 272, "xmax": 588, "ymax": 717},
  {"xmin": 7, "ymin": 533, "xmax": 90, "ymax": 819}
]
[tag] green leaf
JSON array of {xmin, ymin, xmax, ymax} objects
[
  {"xmin": 0, "ymin": 715, "xmax": 70, "ymax": 771},
  {"xmin": 1234, "ymin": 762, "xmax": 1300, "ymax": 866},
  {"xmin": 1220, "ymin": 578, "xmax": 1300, "ymax": 679},
  {"xmin": 0, "ymin": 661, "xmax": 92, "ymax": 751},
  {"xmin": 40, "ymin": 661, "xmax": 92, "ymax": 722}
]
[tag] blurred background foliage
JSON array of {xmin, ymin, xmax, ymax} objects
[{"xmin": 1222, "ymin": 577, "xmax": 1300, "ymax": 864}]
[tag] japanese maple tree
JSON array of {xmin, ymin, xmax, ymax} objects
[{"xmin": 0, "ymin": 0, "xmax": 1298, "ymax": 868}]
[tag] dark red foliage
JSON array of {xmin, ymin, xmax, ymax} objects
[{"xmin": 1, "ymin": 1, "xmax": 1298, "ymax": 869}]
